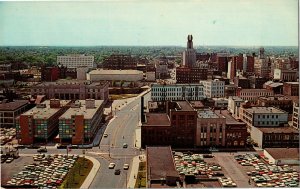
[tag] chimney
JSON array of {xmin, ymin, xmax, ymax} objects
[{"xmin": 50, "ymin": 99, "xmax": 60, "ymax": 108}]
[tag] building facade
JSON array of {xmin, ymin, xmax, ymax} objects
[
  {"xmin": 283, "ymin": 82, "xmax": 299, "ymax": 96},
  {"xmin": 16, "ymin": 100, "xmax": 71, "ymax": 144},
  {"xmin": 57, "ymin": 54, "xmax": 94, "ymax": 68},
  {"xmin": 102, "ymin": 54, "xmax": 137, "ymax": 70},
  {"xmin": 176, "ymin": 67, "xmax": 208, "ymax": 83},
  {"xmin": 200, "ymin": 79, "xmax": 225, "ymax": 98},
  {"xmin": 240, "ymin": 105, "xmax": 289, "ymax": 128},
  {"xmin": 273, "ymin": 69, "xmax": 298, "ymax": 82},
  {"xmin": 292, "ymin": 100, "xmax": 299, "ymax": 130},
  {"xmin": 59, "ymin": 99, "xmax": 104, "ymax": 144},
  {"xmin": 87, "ymin": 69, "xmax": 143, "ymax": 82},
  {"xmin": 257, "ymin": 96, "xmax": 293, "ymax": 114},
  {"xmin": 236, "ymin": 88, "xmax": 274, "ymax": 102},
  {"xmin": 227, "ymin": 96, "xmax": 245, "ymax": 119},
  {"xmin": 31, "ymin": 80, "xmax": 109, "ymax": 102},
  {"xmin": 0, "ymin": 100, "xmax": 29, "ymax": 127},
  {"xmin": 151, "ymin": 83, "xmax": 205, "ymax": 101},
  {"xmin": 196, "ymin": 109, "xmax": 226, "ymax": 147}
]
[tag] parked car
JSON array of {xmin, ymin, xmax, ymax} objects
[
  {"xmin": 37, "ymin": 147, "xmax": 47, "ymax": 153},
  {"xmin": 6, "ymin": 157, "xmax": 14, "ymax": 163},
  {"xmin": 108, "ymin": 163, "xmax": 116, "ymax": 169},
  {"xmin": 57, "ymin": 144, "xmax": 67, "ymax": 149},
  {"xmin": 123, "ymin": 143, "xmax": 128, "ymax": 148},
  {"xmin": 103, "ymin": 134, "xmax": 108, "ymax": 138},
  {"xmin": 114, "ymin": 169, "xmax": 121, "ymax": 175},
  {"xmin": 123, "ymin": 164, "xmax": 129, "ymax": 170}
]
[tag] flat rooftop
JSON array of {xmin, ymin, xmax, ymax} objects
[
  {"xmin": 198, "ymin": 109, "xmax": 220, "ymax": 119},
  {"xmin": 244, "ymin": 107, "xmax": 286, "ymax": 114},
  {"xmin": 89, "ymin": 69, "xmax": 143, "ymax": 75},
  {"xmin": 152, "ymin": 83, "xmax": 203, "ymax": 87},
  {"xmin": 60, "ymin": 100, "xmax": 104, "ymax": 120},
  {"xmin": 146, "ymin": 146, "xmax": 179, "ymax": 181},
  {"xmin": 144, "ymin": 113, "xmax": 170, "ymax": 126},
  {"xmin": 229, "ymin": 96, "xmax": 244, "ymax": 101},
  {"xmin": 35, "ymin": 80, "xmax": 108, "ymax": 87},
  {"xmin": 265, "ymin": 148, "xmax": 299, "ymax": 160},
  {"xmin": 215, "ymin": 110, "xmax": 246, "ymax": 125},
  {"xmin": 0, "ymin": 100, "xmax": 28, "ymax": 111},
  {"xmin": 257, "ymin": 126, "xmax": 298, "ymax": 134},
  {"xmin": 175, "ymin": 101, "xmax": 194, "ymax": 111},
  {"xmin": 258, "ymin": 95, "xmax": 291, "ymax": 101},
  {"xmin": 190, "ymin": 101, "xmax": 204, "ymax": 108},
  {"xmin": 22, "ymin": 100, "xmax": 70, "ymax": 119}
]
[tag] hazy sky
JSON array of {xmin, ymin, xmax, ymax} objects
[{"xmin": 0, "ymin": 0, "xmax": 298, "ymax": 46}]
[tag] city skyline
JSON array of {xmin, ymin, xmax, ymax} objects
[{"xmin": 0, "ymin": 0, "xmax": 298, "ymax": 46}]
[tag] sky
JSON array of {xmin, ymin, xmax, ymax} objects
[{"xmin": 0, "ymin": 0, "xmax": 298, "ymax": 46}]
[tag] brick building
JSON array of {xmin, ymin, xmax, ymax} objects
[
  {"xmin": 141, "ymin": 101, "xmax": 197, "ymax": 148},
  {"xmin": 176, "ymin": 67, "xmax": 208, "ymax": 83},
  {"xmin": 236, "ymin": 88, "xmax": 274, "ymax": 102},
  {"xmin": 283, "ymin": 82, "xmax": 299, "ymax": 96},
  {"xmin": 234, "ymin": 76, "xmax": 250, "ymax": 89},
  {"xmin": 31, "ymin": 80, "xmax": 109, "ymax": 102},
  {"xmin": 257, "ymin": 95, "xmax": 293, "ymax": 114},
  {"xmin": 0, "ymin": 100, "xmax": 29, "ymax": 127},
  {"xmin": 59, "ymin": 99, "xmax": 104, "ymax": 144},
  {"xmin": 16, "ymin": 100, "xmax": 71, "ymax": 145},
  {"xmin": 102, "ymin": 54, "xmax": 137, "ymax": 70}
]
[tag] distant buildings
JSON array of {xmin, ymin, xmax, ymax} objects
[
  {"xmin": 102, "ymin": 54, "xmax": 137, "ymax": 70},
  {"xmin": 151, "ymin": 83, "xmax": 205, "ymax": 101},
  {"xmin": 0, "ymin": 100, "xmax": 29, "ymax": 127},
  {"xmin": 200, "ymin": 79, "xmax": 225, "ymax": 98},
  {"xmin": 59, "ymin": 99, "xmax": 104, "ymax": 144},
  {"xmin": 236, "ymin": 88, "xmax": 274, "ymax": 102},
  {"xmin": 16, "ymin": 100, "xmax": 71, "ymax": 145},
  {"xmin": 182, "ymin": 35, "xmax": 196, "ymax": 68},
  {"xmin": 176, "ymin": 67, "xmax": 208, "ymax": 83},
  {"xmin": 273, "ymin": 68, "xmax": 298, "ymax": 82},
  {"xmin": 31, "ymin": 80, "xmax": 109, "ymax": 102},
  {"xmin": 87, "ymin": 69, "xmax": 143, "ymax": 82},
  {"xmin": 57, "ymin": 54, "xmax": 95, "ymax": 68}
]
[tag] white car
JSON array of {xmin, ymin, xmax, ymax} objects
[
  {"xmin": 123, "ymin": 164, "xmax": 129, "ymax": 170},
  {"xmin": 108, "ymin": 162, "xmax": 116, "ymax": 169}
]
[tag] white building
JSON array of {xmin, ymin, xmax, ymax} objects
[
  {"xmin": 87, "ymin": 69, "xmax": 143, "ymax": 82},
  {"xmin": 200, "ymin": 79, "xmax": 225, "ymax": 98},
  {"xmin": 151, "ymin": 83, "xmax": 205, "ymax": 101},
  {"xmin": 263, "ymin": 148, "xmax": 299, "ymax": 165},
  {"xmin": 227, "ymin": 96, "xmax": 245, "ymax": 119},
  {"xmin": 57, "ymin": 54, "xmax": 94, "ymax": 68},
  {"xmin": 240, "ymin": 106, "xmax": 288, "ymax": 128}
]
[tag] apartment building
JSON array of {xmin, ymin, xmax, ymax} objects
[
  {"xmin": 200, "ymin": 79, "xmax": 225, "ymax": 98},
  {"xmin": 59, "ymin": 99, "xmax": 104, "ymax": 144},
  {"xmin": 176, "ymin": 67, "xmax": 208, "ymax": 83},
  {"xmin": 151, "ymin": 83, "xmax": 205, "ymax": 101},
  {"xmin": 57, "ymin": 54, "xmax": 94, "ymax": 68},
  {"xmin": 16, "ymin": 100, "xmax": 71, "ymax": 145}
]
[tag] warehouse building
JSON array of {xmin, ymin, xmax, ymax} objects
[
  {"xmin": 87, "ymin": 69, "xmax": 143, "ymax": 82},
  {"xmin": 263, "ymin": 148, "xmax": 299, "ymax": 165}
]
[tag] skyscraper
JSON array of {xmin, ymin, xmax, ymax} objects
[{"xmin": 182, "ymin": 35, "xmax": 196, "ymax": 68}]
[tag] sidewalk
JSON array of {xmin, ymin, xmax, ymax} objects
[
  {"xmin": 127, "ymin": 154, "xmax": 146, "ymax": 188},
  {"xmin": 80, "ymin": 155, "xmax": 101, "ymax": 189}
]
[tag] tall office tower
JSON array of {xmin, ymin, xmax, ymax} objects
[
  {"xmin": 183, "ymin": 35, "xmax": 196, "ymax": 68},
  {"xmin": 259, "ymin": 47, "xmax": 265, "ymax": 59}
]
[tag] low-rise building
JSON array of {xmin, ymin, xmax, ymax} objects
[
  {"xmin": 0, "ymin": 100, "xmax": 29, "ymax": 127},
  {"xmin": 215, "ymin": 110, "xmax": 248, "ymax": 148},
  {"xmin": 151, "ymin": 83, "xmax": 205, "ymax": 101},
  {"xmin": 16, "ymin": 100, "xmax": 71, "ymax": 145},
  {"xmin": 196, "ymin": 109, "xmax": 226, "ymax": 147},
  {"xmin": 200, "ymin": 79, "xmax": 225, "ymax": 98},
  {"xmin": 176, "ymin": 67, "xmax": 207, "ymax": 83},
  {"xmin": 87, "ymin": 69, "xmax": 143, "ymax": 82},
  {"xmin": 57, "ymin": 54, "xmax": 94, "ymax": 68},
  {"xmin": 59, "ymin": 99, "xmax": 104, "ymax": 144},
  {"xmin": 263, "ymin": 148, "xmax": 299, "ymax": 165},
  {"xmin": 263, "ymin": 81, "xmax": 283, "ymax": 94},
  {"xmin": 212, "ymin": 98, "xmax": 228, "ymax": 109},
  {"xmin": 146, "ymin": 146, "xmax": 180, "ymax": 188},
  {"xmin": 257, "ymin": 95, "xmax": 293, "ymax": 114},
  {"xmin": 273, "ymin": 68, "xmax": 298, "ymax": 82},
  {"xmin": 31, "ymin": 80, "xmax": 109, "ymax": 102},
  {"xmin": 236, "ymin": 88, "xmax": 274, "ymax": 102},
  {"xmin": 283, "ymin": 82, "xmax": 299, "ymax": 96},
  {"xmin": 240, "ymin": 105, "xmax": 288, "ymax": 128},
  {"xmin": 250, "ymin": 126, "xmax": 299, "ymax": 148}
]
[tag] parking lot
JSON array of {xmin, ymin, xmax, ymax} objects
[{"xmin": 1, "ymin": 154, "xmax": 79, "ymax": 188}]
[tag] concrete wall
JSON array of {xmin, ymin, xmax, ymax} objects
[{"xmin": 250, "ymin": 126, "xmax": 263, "ymax": 148}]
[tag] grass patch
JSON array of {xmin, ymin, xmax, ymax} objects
[
  {"xmin": 59, "ymin": 157, "xmax": 93, "ymax": 189},
  {"xmin": 109, "ymin": 94, "xmax": 138, "ymax": 100},
  {"xmin": 135, "ymin": 162, "xmax": 147, "ymax": 188}
]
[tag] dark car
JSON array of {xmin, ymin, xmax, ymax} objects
[
  {"xmin": 71, "ymin": 145, "xmax": 78, "ymax": 149},
  {"xmin": 57, "ymin": 144, "xmax": 67, "ymax": 149},
  {"xmin": 114, "ymin": 169, "xmax": 121, "ymax": 175},
  {"xmin": 15, "ymin": 145, "xmax": 26, "ymax": 149},
  {"xmin": 37, "ymin": 147, "xmax": 47, "ymax": 153},
  {"xmin": 28, "ymin": 145, "xmax": 40, "ymax": 149}
]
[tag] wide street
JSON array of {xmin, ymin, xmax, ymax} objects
[{"xmin": 17, "ymin": 90, "xmax": 151, "ymax": 188}]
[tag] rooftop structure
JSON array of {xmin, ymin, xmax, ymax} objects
[
  {"xmin": 198, "ymin": 109, "xmax": 219, "ymax": 118},
  {"xmin": 0, "ymin": 100, "xmax": 28, "ymax": 111},
  {"xmin": 175, "ymin": 101, "xmax": 194, "ymax": 111},
  {"xmin": 215, "ymin": 110, "xmax": 244, "ymax": 125},
  {"xmin": 143, "ymin": 113, "xmax": 171, "ymax": 126}
]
